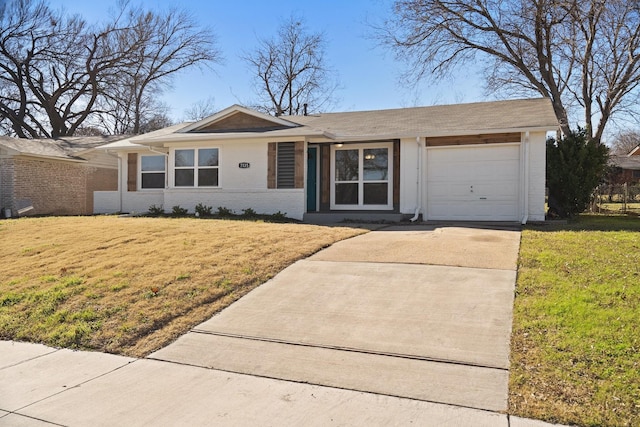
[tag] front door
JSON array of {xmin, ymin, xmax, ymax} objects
[
  {"xmin": 330, "ymin": 142, "xmax": 393, "ymax": 210},
  {"xmin": 306, "ymin": 147, "xmax": 318, "ymax": 212}
]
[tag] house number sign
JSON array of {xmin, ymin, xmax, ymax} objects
[{"xmin": 238, "ymin": 162, "xmax": 250, "ymax": 169}]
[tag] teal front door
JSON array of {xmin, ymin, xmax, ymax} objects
[{"xmin": 307, "ymin": 147, "xmax": 318, "ymax": 212}]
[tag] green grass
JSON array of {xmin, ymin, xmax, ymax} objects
[{"xmin": 510, "ymin": 214, "xmax": 640, "ymax": 426}]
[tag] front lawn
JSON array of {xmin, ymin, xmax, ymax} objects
[
  {"xmin": 510, "ymin": 215, "xmax": 640, "ymax": 426},
  {"xmin": 0, "ymin": 216, "xmax": 365, "ymax": 357}
]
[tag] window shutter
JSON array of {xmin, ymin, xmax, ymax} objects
[
  {"xmin": 267, "ymin": 143, "xmax": 276, "ymax": 189},
  {"xmin": 127, "ymin": 153, "xmax": 137, "ymax": 192},
  {"xmin": 276, "ymin": 142, "xmax": 296, "ymax": 188}
]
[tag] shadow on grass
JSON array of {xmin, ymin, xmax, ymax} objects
[{"xmin": 531, "ymin": 213, "xmax": 640, "ymax": 232}]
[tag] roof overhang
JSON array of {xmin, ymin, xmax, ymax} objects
[
  {"xmin": 15, "ymin": 152, "xmax": 86, "ymax": 163},
  {"xmin": 142, "ymin": 129, "xmax": 329, "ymax": 146},
  {"xmin": 306, "ymin": 126, "xmax": 557, "ymax": 143}
]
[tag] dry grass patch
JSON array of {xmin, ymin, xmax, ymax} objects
[{"xmin": 0, "ymin": 216, "xmax": 366, "ymax": 357}]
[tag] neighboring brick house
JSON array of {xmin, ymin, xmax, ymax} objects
[
  {"xmin": 609, "ymin": 151, "xmax": 640, "ymax": 185},
  {"xmin": 0, "ymin": 136, "xmax": 123, "ymax": 217}
]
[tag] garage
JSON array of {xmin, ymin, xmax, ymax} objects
[{"xmin": 426, "ymin": 144, "xmax": 521, "ymax": 221}]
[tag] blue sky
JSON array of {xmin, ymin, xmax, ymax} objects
[{"xmin": 50, "ymin": 0, "xmax": 487, "ymax": 121}]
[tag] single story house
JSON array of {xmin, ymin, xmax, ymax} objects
[
  {"xmin": 95, "ymin": 98, "xmax": 558, "ymax": 223},
  {"xmin": 0, "ymin": 136, "xmax": 121, "ymax": 217},
  {"xmin": 608, "ymin": 154, "xmax": 640, "ymax": 184}
]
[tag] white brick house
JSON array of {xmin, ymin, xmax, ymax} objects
[{"xmin": 95, "ymin": 99, "xmax": 558, "ymax": 223}]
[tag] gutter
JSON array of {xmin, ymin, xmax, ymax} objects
[{"xmin": 410, "ymin": 136, "xmax": 423, "ymax": 222}]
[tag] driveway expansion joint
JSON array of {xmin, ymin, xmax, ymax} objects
[{"xmin": 189, "ymin": 329, "xmax": 509, "ymax": 372}]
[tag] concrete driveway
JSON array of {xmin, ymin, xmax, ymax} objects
[{"xmin": 151, "ymin": 224, "xmax": 521, "ymax": 413}]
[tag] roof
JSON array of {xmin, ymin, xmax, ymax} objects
[
  {"xmin": 97, "ymin": 98, "xmax": 559, "ymax": 148},
  {"xmin": 284, "ymin": 98, "xmax": 559, "ymax": 139},
  {"xmin": 0, "ymin": 135, "xmax": 128, "ymax": 161},
  {"xmin": 610, "ymin": 155, "xmax": 640, "ymax": 170},
  {"xmin": 98, "ymin": 123, "xmax": 191, "ymax": 150}
]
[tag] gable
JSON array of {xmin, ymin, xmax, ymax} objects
[{"xmin": 192, "ymin": 112, "xmax": 290, "ymax": 133}]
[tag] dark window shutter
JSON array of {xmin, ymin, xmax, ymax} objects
[
  {"xmin": 277, "ymin": 142, "xmax": 296, "ymax": 189},
  {"xmin": 127, "ymin": 153, "xmax": 137, "ymax": 192}
]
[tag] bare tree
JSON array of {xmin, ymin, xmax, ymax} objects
[
  {"xmin": 184, "ymin": 96, "xmax": 217, "ymax": 121},
  {"xmin": 611, "ymin": 130, "xmax": 640, "ymax": 154},
  {"xmin": 0, "ymin": 0, "xmax": 220, "ymax": 138},
  {"xmin": 380, "ymin": 0, "xmax": 640, "ymax": 142},
  {"xmin": 242, "ymin": 16, "xmax": 339, "ymax": 116},
  {"xmin": 97, "ymin": 6, "xmax": 220, "ymax": 134}
]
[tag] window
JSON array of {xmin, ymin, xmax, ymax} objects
[
  {"xmin": 174, "ymin": 148, "xmax": 219, "ymax": 187},
  {"xmin": 140, "ymin": 155, "xmax": 166, "ymax": 189},
  {"xmin": 332, "ymin": 143, "xmax": 392, "ymax": 209}
]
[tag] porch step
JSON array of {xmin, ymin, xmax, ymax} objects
[{"xmin": 303, "ymin": 212, "xmax": 410, "ymax": 224}]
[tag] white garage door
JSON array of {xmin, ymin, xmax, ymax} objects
[{"xmin": 426, "ymin": 144, "xmax": 520, "ymax": 221}]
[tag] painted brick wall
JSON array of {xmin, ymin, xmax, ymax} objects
[{"xmin": 163, "ymin": 189, "xmax": 305, "ymax": 220}]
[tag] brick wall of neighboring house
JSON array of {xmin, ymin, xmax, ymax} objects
[
  {"xmin": 618, "ymin": 169, "xmax": 640, "ymax": 184},
  {"xmin": 13, "ymin": 158, "xmax": 87, "ymax": 215},
  {"xmin": 1, "ymin": 157, "xmax": 118, "ymax": 216},
  {"xmin": 0, "ymin": 158, "xmax": 15, "ymax": 213}
]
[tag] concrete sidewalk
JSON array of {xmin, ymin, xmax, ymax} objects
[
  {"xmin": 1, "ymin": 224, "xmax": 567, "ymax": 426},
  {"xmin": 1, "ymin": 341, "xmax": 562, "ymax": 426}
]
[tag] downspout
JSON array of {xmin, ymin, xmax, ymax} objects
[
  {"xmin": 521, "ymin": 132, "xmax": 530, "ymax": 225},
  {"xmin": 410, "ymin": 136, "xmax": 422, "ymax": 222}
]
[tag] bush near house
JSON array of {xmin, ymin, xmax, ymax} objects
[{"xmin": 546, "ymin": 129, "xmax": 609, "ymax": 218}]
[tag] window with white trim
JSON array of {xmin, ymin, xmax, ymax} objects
[
  {"xmin": 140, "ymin": 155, "xmax": 166, "ymax": 189},
  {"xmin": 331, "ymin": 143, "xmax": 392, "ymax": 210},
  {"xmin": 174, "ymin": 148, "xmax": 219, "ymax": 187}
]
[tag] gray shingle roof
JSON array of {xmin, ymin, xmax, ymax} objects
[
  {"xmin": 282, "ymin": 98, "xmax": 558, "ymax": 139},
  {"xmin": 94, "ymin": 98, "xmax": 559, "ymax": 148},
  {"xmin": 0, "ymin": 135, "xmax": 128, "ymax": 160},
  {"xmin": 610, "ymin": 155, "xmax": 640, "ymax": 170}
]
